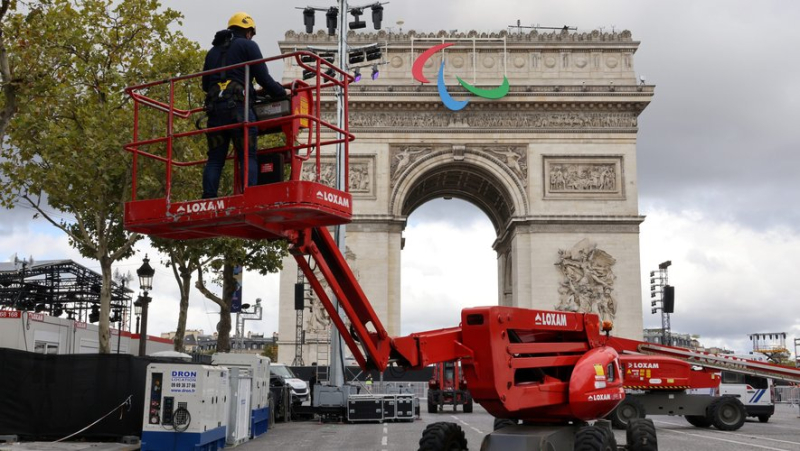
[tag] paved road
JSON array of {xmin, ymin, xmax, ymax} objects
[{"xmin": 238, "ymin": 403, "xmax": 800, "ymax": 450}]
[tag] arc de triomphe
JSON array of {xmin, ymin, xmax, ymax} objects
[{"xmin": 275, "ymin": 29, "xmax": 654, "ymax": 364}]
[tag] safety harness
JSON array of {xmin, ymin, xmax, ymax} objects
[{"xmin": 204, "ymin": 30, "xmax": 246, "ymax": 113}]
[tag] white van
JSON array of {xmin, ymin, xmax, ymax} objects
[
  {"xmin": 271, "ymin": 364, "xmax": 309, "ymax": 405},
  {"xmin": 719, "ymin": 371, "xmax": 774, "ymax": 422}
]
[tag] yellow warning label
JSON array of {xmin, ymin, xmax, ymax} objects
[
  {"xmin": 296, "ymin": 96, "xmax": 309, "ymax": 128},
  {"xmin": 594, "ymin": 364, "xmax": 605, "ymax": 377}
]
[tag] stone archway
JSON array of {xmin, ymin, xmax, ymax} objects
[
  {"xmin": 275, "ymin": 28, "xmax": 653, "ymax": 364},
  {"xmin": 391, "ymin": 145, "xmax": 528, "ymax": 231}
]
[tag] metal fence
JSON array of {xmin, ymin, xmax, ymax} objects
[
  {"xmin": 775, "ymin": 386, "xmax": 800, "ymax": 404},
  {"xmin": 360, "ymin": 381, "xmax": 428, "ymax": 399}
]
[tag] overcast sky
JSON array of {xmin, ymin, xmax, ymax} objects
[{"xmin": 2, "ymin": 0, "xmax": 799, "ymax": 357}]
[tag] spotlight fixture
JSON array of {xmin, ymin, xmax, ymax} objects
[
  {"xmin": 325, "ymin": 7, "xmax": 338, "ymax": 35},
  {"xmin": 302, "ymin": 69, "xmax": 315, "ymax": 80},
  {"xmin": 349, "ymin": 8, "xmax": 366, "ymax": 30},
  {"xmin": 324, "ymin": 68, "xmax": 336, "ymax": 79},
  {"xmin": 303, "ymin": 7, "xmax": 315, "ymax": 34},
  {"xmin": 371, "ymin": 4, "xmax": 384, "ymax": 30},
  {"xmin": 371, "ymin": 64, "xmax": 380, "ymax": 80},
  {"xmin": 89, "ymin": 305, "xmax": 99, "ymax": 323},
  {"xmin": 365, "ymin": 47, "xmax": 382, "ymax": 61},
  {"xmin": 353, "ymin": 68, "xmax": 362, "ymax": 82},
  {"xmin": 349, "ymin": 51, "xmax": 365, "ymax": 65}
]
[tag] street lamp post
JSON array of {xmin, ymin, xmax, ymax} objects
[{"xmin": 136, "ymin": 255, "xmax": 155, "ymax": 357}]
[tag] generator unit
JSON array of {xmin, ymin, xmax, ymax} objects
[
  {"xmin": 141, "ymin": 363, "xmax": 230, "ymax": 451},
  {"xmin": 212, "ymin": 353, "xmax": 271, "ymax": 438}
]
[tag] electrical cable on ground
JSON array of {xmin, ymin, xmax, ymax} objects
[{"xmin": 52, "ymin": 395, "xmax": 133, "ymax": 443}]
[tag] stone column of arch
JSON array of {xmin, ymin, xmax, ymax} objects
[{"xmin": 276, "ymin": 28, "xmax": 653, "ymax": 364}]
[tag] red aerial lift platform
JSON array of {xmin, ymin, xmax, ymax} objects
[{"xmin": 123, "ymin": 52, "xmax": 354, "ymax": 241}]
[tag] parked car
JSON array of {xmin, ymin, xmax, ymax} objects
[{"xmin": 271, "ymin": 364, "xmax": 309, "ymax": 405}]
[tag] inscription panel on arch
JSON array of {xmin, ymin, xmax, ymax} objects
[{"xmin": 543, "ymin": 156, "xmax": 624, "ymax": 200}]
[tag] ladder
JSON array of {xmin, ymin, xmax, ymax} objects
[
  {"xmin": 637, "ymin": 342, "xmax": 800, "ymax": 384},
  {"xmin": 315, "ymin": 331, "xmax": 330, "ymax": 383}
]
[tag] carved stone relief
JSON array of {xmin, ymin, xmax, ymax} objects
[
  {"xmin": 390, "ymin": 146, "xmax": 431, "ymax": 185},
  {"xmin": 390, "ymin": 145, "xmax": 529, "ymax": 190},
  {"xmin": 544, "ymin": 156, "xmax": 624, "ymax": 199},
  {"xmin": 300, "ymin": 156, "xmax": 374, "ymax": 196},
  {"xmin": 554, "ymin": 239, "xmax": 617, "ymax": 322},
  {"xmin": 483, "ymin": 146, "xmax": 528, "ymax": 187},
  {"xmin": 335, "ymin": 111, "xmax": 638, "ymax": 131}
]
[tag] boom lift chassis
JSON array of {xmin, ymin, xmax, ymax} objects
[{"xmin": 123, "ymin": 53, "xmax": 800, "ymax": 451}]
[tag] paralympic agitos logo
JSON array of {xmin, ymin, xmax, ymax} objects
[{"xmin": 412, "ymin": 43, "xmax": 510, "ymax": 111}]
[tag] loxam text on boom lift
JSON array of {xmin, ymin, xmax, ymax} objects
[{"xmin": 123, "ymin": 53, "xmax": 800, "ymax": 450}]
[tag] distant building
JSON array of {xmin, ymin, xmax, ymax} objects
[
  {"xmin": 642, "ymin": 328, "xmax": 734, "ymax": 355},
  {"xmin": 172, "ymin": 330, "xmax": 278, "ymax": 355},
  {"xmin": 160, "ymin": 329, "xmax": 204, "ymax": 352}
]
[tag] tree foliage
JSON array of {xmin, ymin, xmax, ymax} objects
[{"xmin": 0, "ymin": 0, "xmax": 204, "ymax": 353}]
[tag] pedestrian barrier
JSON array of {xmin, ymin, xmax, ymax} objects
[{"xmin": 774, "ymin": 386, "xmax": 800, "ymax": 404}]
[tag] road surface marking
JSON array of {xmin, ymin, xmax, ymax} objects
[
  {"xmin": 657, "ymin": 427, "xmax": 792, "ymax": 451},
  {"xmin": 655, "ymin": 420, "xmax": 800, "ymax": 446}
]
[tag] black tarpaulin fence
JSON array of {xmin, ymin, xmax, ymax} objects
[{"xmin": 0, "ymin": 348, "xmax": 150, "ymax": 441}]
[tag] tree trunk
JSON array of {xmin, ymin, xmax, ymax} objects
[
  {"xmin": 173, "ymin": 267, "xmax": 192, "ymax": 352},
  {"xmin": 215, "ymin": 262, "xmax": 236, "ymax": 353},
  {"xmin": 98, "ymin": 256, "xmax": 113, "ymax": 354}
]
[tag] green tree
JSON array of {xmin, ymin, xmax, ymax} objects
[
  {"xmin": 195, "ymin": 238, "xmax": 286, "ymax": 353},
  {"xmin": 0, "ymin": 0, "xmax": 204, "ymax": 353},
  {"xmin": 0, "ymin": 0, "xmax": 18, "ymax": 140},
  {"xmin": 261, "ymin": 338, "xmax": 278, "ymax": 361}
]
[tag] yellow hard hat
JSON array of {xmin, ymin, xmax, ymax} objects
[{"xmin": 228, "ymin": 12, "xmax": 256, "ymax": 34}]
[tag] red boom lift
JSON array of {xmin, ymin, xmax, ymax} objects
[
  {"xmin": 427, "ymin": 360, "xmax": 473, "ymax": 414},
  {"xmin": 123, "ymin": 54, "xmax": 800, "ymax": 450}
]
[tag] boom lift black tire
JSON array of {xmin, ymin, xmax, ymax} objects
[
  {"xmin": 626, "ymin": 418, "xmax": 658, "ymax": 451},
  {"xmin": 428, "ymin": 397, "xmax": 438, "ymax": 414},
  {"xmin": 757, "ymin": 414, "xmax": 771, "ymax": 423},
  {"xmin": 463, "ymin": 397, "xmax": 473, "ymax": 413},
  {"xmin": 708, "ymin": 396, "xmax": 746, "ymax": 431},
  {"xmin": 493, "ymin": 418, "xmax": 519, "ymax": 431},
  {"xmin": 574, "ymin": 425, "xmax": 617, "ymax": 451},
  {"xmin": 684, "ymin": 415, "xmax": 712, "ymax": 428},
  {"xmin": 608, "ymin": 397, "xmax": 646, "ymax": 429},
  {"xmin": 418, "ymin": 422, "xmax": 468, "ymax": 451}
]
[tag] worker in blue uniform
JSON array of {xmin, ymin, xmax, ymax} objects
[{"xmin": 201, "ymin": 12, "xmax": 287, "ymax": 199}]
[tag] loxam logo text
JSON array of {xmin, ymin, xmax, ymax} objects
[
  {"xmin": 588, "ymin": 394, "xmax": 611, "ymax": 402},
  {"xmin": 629, "ymin": 362, "xmax": 660, "ymax": 369},
  {"xmin": 534, "ymin": 312, "xmax": 567, "ymax": 327},
  {"xmin": 316, "ymin": 190, "xmax": 350, "ymax": 208},
  {"xmin": 176, "ymin": 199, "xmax": 225, "ymax": 214}
]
